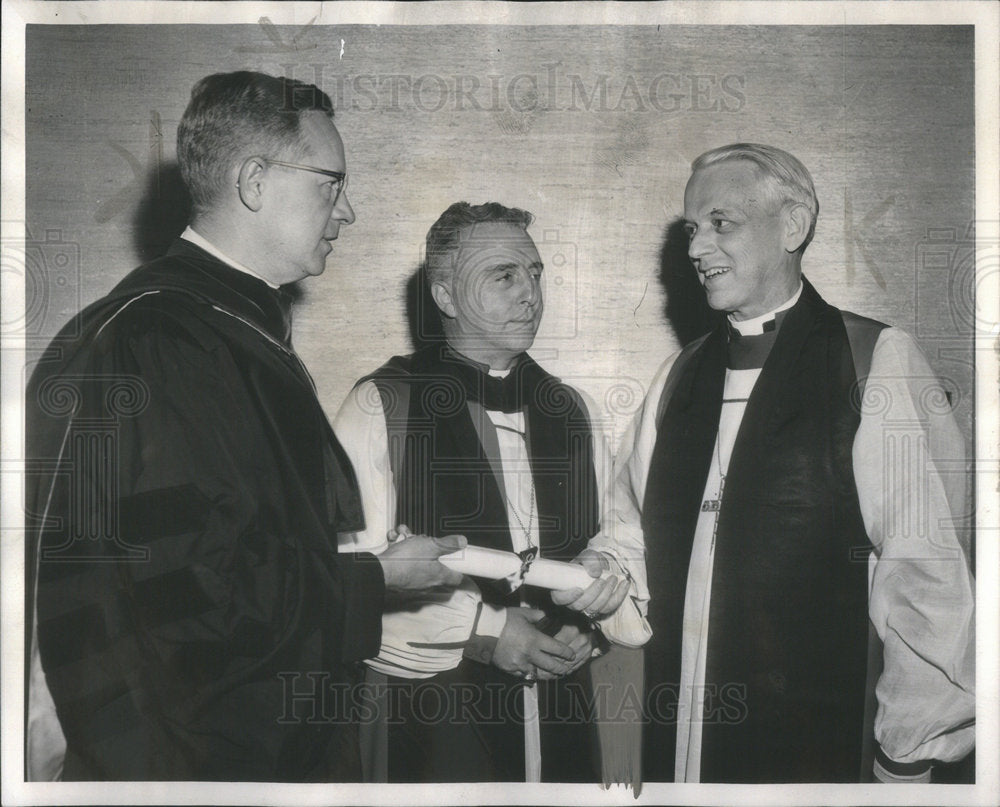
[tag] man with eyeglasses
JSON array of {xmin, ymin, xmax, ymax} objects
[{"xmin": 26, "ymin": 70, "xmax": 465, "ymax": 781}]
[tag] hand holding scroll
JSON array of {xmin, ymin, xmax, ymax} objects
[
  {"xmin": 550, "ymin": 548, "xmax": 631, "ymax": 620},
  {"xmin": 378, "ymin": 525, "xmax": 467, "ymax": 589}
]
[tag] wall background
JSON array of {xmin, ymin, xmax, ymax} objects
[{"xmin": 25, "ymin": 23, "xmax": 976, "ymax": 448}]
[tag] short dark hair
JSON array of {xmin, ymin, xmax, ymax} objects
[
  {"xmin": 692, "ymin": 143, "xmax": 820, "ymax": 252},
  {"xmin": 425, "ymin": 201, "xmax": 534, "ymax": 288},
  {"xmin": 176, "ymin": 71, "xmax": 334, "ymax": 215}
]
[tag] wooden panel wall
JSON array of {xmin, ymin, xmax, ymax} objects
[{"xmin": 25, "ymin": 24, "xmax": 975, "ymax": 446}]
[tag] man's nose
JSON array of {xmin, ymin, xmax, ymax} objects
[
  {"xmin": 331, "ymin": 190, "xmax": 356, "ymax": 226},
  {"xmin": 688, "ymin": 227, "xmax": 713, "ymax": 261},
  {"xmin": 520, "ymin": 269, "xmax": 541, "ymax": 306}
]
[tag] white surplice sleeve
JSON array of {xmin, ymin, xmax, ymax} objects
[
  {"xmin": 333, "ymin": 380, "xmax": 393, "ymax": 555},
  {"xmin": 855, "ymin": 328, "xmax": 976, "ymax": 769},
  {"xmin": 333, "ymin": 381, "xmax": 489, "ymax": 677},
  {"xmin": 586, "ymin": 354, "xmax": 683, "ymax": 647}
]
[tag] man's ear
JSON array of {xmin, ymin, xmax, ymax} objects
[
  {"xmin": 430, "ymin": 280, "xmax": 457, "ymax": 320},
  {"xmin": 782, "ymin": 203, "xmax": 811, "ymax": 253},
  {"xmin": 236, "ymin": 157, "xmax": 267, "ymax": 212}
]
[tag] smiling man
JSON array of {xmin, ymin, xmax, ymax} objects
[
  {"xmin": 614, "ymin": 143, "xmax": 975, "ymax": 783},
  {"xmin": 335, "ymin": 202, "xmax": 634, "ymax": 783},
  {"xmin": 25, "ymin": 71, "xmax": 465, "ymax": 781}
]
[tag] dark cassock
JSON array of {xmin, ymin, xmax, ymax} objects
[
  {"xmin": 25, "ymin": 237, "xmax": 385, "ymax": 781},
  {"xmin": 335, "ymin": 345, "xmax": 602, "ymax": 782}
]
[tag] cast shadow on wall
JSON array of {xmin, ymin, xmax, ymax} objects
[
  {"xmin": 400, "ymin": 219, "xmax": 719, "ymax": 354},
  {"xmin": 125, "ymin": 178, "xmax": 720, "ymax": 352},
  {"xmin": 659, "ymin": 216, "xmax": 722, "ymax": 345},
  {"xmin": 129, "ymin": 161, "xmax": 305, "ymax": 303},
  {"xmin": 131, "ymin": 161, "xmax": 191, "ymax": 264},
  {"xmin": 404, "ymin": 263, "xmax": 446, "ymax": 351}
]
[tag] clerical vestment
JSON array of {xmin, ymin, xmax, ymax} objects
[
  {"xmin": 336, "ymin": 345, "xmax": 601, "ymax": 782},
  {"xmin": 619, "ymin": 278, "xmax": 974, "ymax": 782}
]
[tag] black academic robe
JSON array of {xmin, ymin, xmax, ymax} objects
[{"xmin": 26, "ymin": 239, "xmax": 385, "ymax": 781}]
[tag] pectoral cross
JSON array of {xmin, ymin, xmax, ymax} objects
[
  {"xmin": 702, "ymin": 473, "xmax": 725, "ymax": 512},
  {"xmin": 703, "ymin": 474, "xmax": 726, "ymax": 551}
]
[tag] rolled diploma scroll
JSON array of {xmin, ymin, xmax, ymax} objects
[{"xmin": 439, "ymin": 545, "xmax": 596, "ymax": 591}]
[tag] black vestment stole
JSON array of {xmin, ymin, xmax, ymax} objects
[
  {"xmin": 366, "ymin": 346, "xmax": 601, "ymax": 781},
  {"xmin": 368, "ymin": 346, "xmax": 599, "ymax": 584},
  {"xmin": 641, "ymin": 280, "xmax": 878, "ymax": 783}
]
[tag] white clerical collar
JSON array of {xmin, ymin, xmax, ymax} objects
[
  {"xmin": 180, "ymin": 227, "xmax": 280, "ymax": 289},
  {"xmin": 489, "ymin": 368, "xmax": 512, "ymax": 379},
  {"xmin": 729, "ymin": 280, "xmax": 803, "ymax": 336}
]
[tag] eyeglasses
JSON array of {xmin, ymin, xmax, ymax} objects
[{"xmin": 263, "ymin": 158, "xmax": 348, "ymax": 205}]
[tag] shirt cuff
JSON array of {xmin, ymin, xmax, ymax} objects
[
  {"xmin": 475, "ymin": 602, "xmax": 508, "ymax": 638},
  {"xmin": 594, "ymin": 552, "xmax": 629, "ymax": 622},
  {"xmin": 596, "ymin": 549, "xmax": 627, "ymax": 583},
  {"xmin": 874, "ymin": 747, "xmax": 933, "ymax": 783},
  {"xmin": 462, "ymin": 602, "xmax": 507, "ymax": 666}
]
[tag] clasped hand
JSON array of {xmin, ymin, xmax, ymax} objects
[{"xmin": 493, "ymin": 607, "xmax": 594, "ymax": 680}]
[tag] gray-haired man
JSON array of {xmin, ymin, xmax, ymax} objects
[
  {"xmin": 615, "ymin": 143, "xmax": 975, "ymax": 783},
  {"xmin": 336, "ymin": 201, "xmax": 636, "ymax": 782}
]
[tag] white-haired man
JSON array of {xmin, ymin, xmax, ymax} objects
[{"xmin": 616, "ymin": 143, "xmax": 975, "ymax": 783}]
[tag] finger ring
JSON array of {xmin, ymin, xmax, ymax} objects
[{"xmin": 583, "ymin": 609, "xmax": 599, "ymax": 620}]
